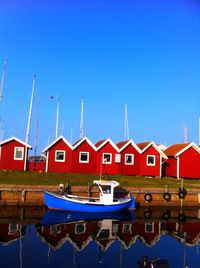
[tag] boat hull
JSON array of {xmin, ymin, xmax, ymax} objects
[
  {"xmin": 44, "ymin": 191, "xmax": 135, "ymax": 212},
  {"xmin": 42, "ymin": 210, "xmax": 134, "ymax": 225}
]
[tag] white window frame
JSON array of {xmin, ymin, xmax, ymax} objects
[
  {"xmin": 50, "ymin": 224, "xmax": 61, "ymax": 235},
  {"xmin": 102, "ymin": 153, "xmax": 112, "ymax": 164},
  {"xmin": 122, "ymin": 223, "xmax": 132, "ymax": 234},
  {"xmin": 146, "ymin": 155, "xmax": 156, "ymax": 166},
  {"xmin": 55, "ymin": 150, "xmax": 65, "ymax": 162},
  {"xmin": 145, "ymin": 222, "xmax": 154, "ymax": 233},
  {"xmin": 125, "ymin": 154, "xmax": 134, "ymax": 165},
  {"xmin": 14, "ymin": 147, "xmax": 24, "ymax": 160},
  {"xmin": 115, "ymin": 153, "xmax": 121, "ymax": 163},
  {"xmin": 75, "ymin": 223, "xmax": 86, "ymax": 234},
  {"xmin": 8, "ymin": 223, "xmax": 19, "ymax": 234},
  {"xmin": 79, "ymin": 152, "xmax": 89, "ymax": 163}
]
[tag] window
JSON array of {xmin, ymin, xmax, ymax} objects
[
  {"xmin": 8, "ymin": 223, "xmax": 19, "ymax": 234},
  {"xmin": 79, "ymin": 152, "xmax": 89, "ymax": 163},
  {"xmin": 50, "ymin": 224, "xmax": 61, "ymax": 235},
  {"xmin": 145, "ymin": 222, "xmax": 154, "ymax": 233},
  {"xmin": 75, "ymin": 223, "xmax": 86, "ymax": 234},
  {"xmin": 55, "ymin": 150, "xmax": 65, "ymax": 162},
  {"xmin": 122, "ymin": 224, "xmax": 132, "ymax": 234},
  {"xmin": 146, "ymin": 155, "xmax": 156, "ymax": 166},
  {"xmin": 125, "ymin": 154, "xmax": 134, "ymax": 165},
  {"xmin": 102, "ymin": 153, "xmax": 112, "ymax": 164},
  {"xmin": 14, "ymin": 147, "xmax": 24, "ymax": 160},
  {"xmin": 115, "ymin": 154, "xmax": 121, "ymax": 163}
]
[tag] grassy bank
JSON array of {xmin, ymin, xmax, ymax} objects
[{"xmin": 0, "ymin": 170, "xmax": 200, "ymax": 189}]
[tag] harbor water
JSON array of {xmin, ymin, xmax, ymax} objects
[{"xmin": 0, "ymin": 206, "xmax": 199, "ymax": 268}]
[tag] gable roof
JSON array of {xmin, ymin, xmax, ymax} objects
[
  {"xmin": 116, "ymin": 140, "xmax": 141, "ymax": 154},
  {"xmin": 95, "ymin": 138, "xmax": 120, "ymax": 152},
  {"xmin": 137, "ymin": 141, "xmax": 168, "ymax": 159},
  {"xmin": 73, "ymin": 137, "xmax": 97, "ymax": 151},
  {"xmin": 164, "ymin": 142, "xmax": 200, "ymax": 157},
  {"xmin": 0, "ymin": 136, "xmax": 32, "ymax": 149},
  {"xmin": 41, "ymin": 135, "xmax": 73, "ymax": 153}
]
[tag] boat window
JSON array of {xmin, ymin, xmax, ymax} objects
[
  {"xmin": 55, "ymin": 150, "xmax": 65, "ymax": 162},
  {"xmin": 14, "ymin": 147, "xmax": 24, "ymax": 160},
  {"xmin": 101, "ymin": 185, "xmax": 111, "ymax": 194},
  {"xmin": 98, "ymin": 229, "xmax": 110, "ymax": 239}
]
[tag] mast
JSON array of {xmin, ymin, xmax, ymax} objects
[
  {"xmin": 199, "ymin": 117, "xmax": 200, "ymax": 146},
  {"xmin": 0, "ymin": 58, "xmax": 7, "ymax": 103},
  {"xmin": 25, "ymin": 74, "xmax": 36, "ymax": 144},
  {"xmin": 79, "ymin": 96, "xmax": 84, "ymax": 139},
  {"xmin": 183, "ymin": 123, "xmax": 188, "ymax": 143},
  {"xmin": 55, "ymin": 97, "xmax": 60, "ymax": 139},
  {"xmin": 124, "ymin": 104, "xmax": 129, "ymax": 140}
]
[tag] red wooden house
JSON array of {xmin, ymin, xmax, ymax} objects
[
  {"xmin": 116, "ymin": 140, "xmax": 141, "ymax": 176},
  {"xmin": 95, "ymin": 138, "xmax": 120, "ymax": 175},
  {"xmin": 137, "ymin": 141, "xmax": 167, "ymax": 177},
  {"xmin": 42, "ymin": 135, "xmax": 73, "ymax": 173},
  {"xmin": 71, "ymin": 137, "xmax": 97, "ymax": 174},
  {"xmin": 0, "ymin": 137, "xmax": 32, "ymax": 171},
  {"xmin": 164, "ymin": 142, "xmax": 200, "ymax": 179}
]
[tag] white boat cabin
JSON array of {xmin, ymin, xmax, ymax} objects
[{"xmin": 93, "ymin": 180, "xmax": 119, "ymax": 204}]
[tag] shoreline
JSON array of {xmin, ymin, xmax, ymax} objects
[{"xmin": 0, "ymin": 184, "xmax": 199, "ymax": 207}]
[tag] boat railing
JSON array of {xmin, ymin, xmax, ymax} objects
[{"xmin": 65, "ymin": 194, "xmax": 100, "ymax": 201}]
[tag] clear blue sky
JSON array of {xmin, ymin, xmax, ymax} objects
[{"xmin": 0, "ymin": 0, "xmax": 200, "ymax": 155}]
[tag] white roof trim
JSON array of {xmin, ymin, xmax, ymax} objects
[
  {"xmin": 175, "ymin": 142, "xmax": 200, "ymax": 157},
  {"xmin": 0, "ymin": 136, "xmax": 32, "ymax": 149},
  {"xmin": 96, "ymin": 138, "xmax": 120, "ymax": 152},
  {"xmin": 41, "ymin": 135, "xmax": 73, "ymax": 153},
  {"xmin": 118, "ymin": 140, "xmax": 141, "ymax": 154},
  {"xmin": 141, "ymin": 141, "xmax": 168, "ymax": 159},
  {"xmin": 73, "ymin": 137, "xmax": 97, "ymax": 151}
]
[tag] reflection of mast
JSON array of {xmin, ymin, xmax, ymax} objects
[
  {"xmin": 72, "ymin": 247, "xmax": 77, "ymax": 268},
  {"xmin": 19, "ymin": 225, "xmax": 23, "ymax": 268}
]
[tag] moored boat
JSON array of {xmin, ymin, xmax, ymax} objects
[{"xmin": 44, "ymin": 180, "xmax": 135, "ymax": 212}]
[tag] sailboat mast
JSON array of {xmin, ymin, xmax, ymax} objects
[
  {"xmin": 25, "ymin": 74, "xmax": 36, "ymax": 144},
  {"xmin": 79, "ymin": 96, "xmax": 84, "ymax": 139},
  {"xmin": 55, "ymin": 97, "xmax": 59, "ymax": 139},
  {"xmin": 124, "ymin": 104, "xmax": 129, "ymax": 140},
  {"xmin": 0, "ymin": 58, "xmax": 7, "ymax": 103}
]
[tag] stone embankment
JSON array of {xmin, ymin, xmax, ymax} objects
[{"xmin": 0, "ymin": 184, "xmax": 199, "ymax": 207}]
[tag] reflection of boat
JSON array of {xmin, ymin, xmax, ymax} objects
[
  {"xmin": 138, "ymin": 256, "xmax": 169, "ymax": 267},
  {"xmin": 42, "ymin": 209, "xmax": 134, "ymax": 226},
  {"xmin": 44, "ymin": 180, "xmax": 135, "ymax": 212}
]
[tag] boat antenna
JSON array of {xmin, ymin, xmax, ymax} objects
[
  {"xmin": 79, "ymin": 96, "xmax": 84, "ymax": 139},
  {"xmin": 124, "ymin": 104, "xmax": 129, "ymax": 140},
  {"xmin": 0, "ymin": 57, "xmax": 7, "ymax": 104},
  {"xmin": 25, "ymin": 74, "xmax": 36, "ymax": 144}
]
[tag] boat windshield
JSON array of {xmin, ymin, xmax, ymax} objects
[{"xmin": 100, "ymin": 185, "xmax": 111, "ymax": 194}]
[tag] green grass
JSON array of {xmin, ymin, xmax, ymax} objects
[{"xmin": 0, "ymin": 170, "xmax": 200, "ymax": 189}]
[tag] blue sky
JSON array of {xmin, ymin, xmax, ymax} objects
[{"xmin": 0, "ymin": 0, "xmax": 200, "ymax": 155}]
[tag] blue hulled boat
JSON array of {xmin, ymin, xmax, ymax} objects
[{"xmin": 44, "ymin": 180, "xmax": 135, "ymax": 212}]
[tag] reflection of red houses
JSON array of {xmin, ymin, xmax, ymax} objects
[
  {"xmin": 0, "ymin": 137, "xmax": 31, "ymax": 171},
  {"xmin": 116, "ymin": 140, "xmax": 141, "ymax": 176},
  {"xmin": 137, "ymin": 142, "xmax": 167, "ymax": 177},
  {"xmin": 0, "ymin": 223, "xmax": 25, "ymax": 245},
  {"xmin": 164, "ymin": 143, "xmax": 200, "ymax": 179},
  {"xmin": 42, "ymin": 135, "xmax": 73, "ymax": 173},
  {"xmin": 95, "ymin": 139, "xmax": 121, "ymax": 175}
]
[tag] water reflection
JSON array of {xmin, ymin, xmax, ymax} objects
[{"xmin": 0, "ymin": 206, "xmax": 199, "ymax": 267}]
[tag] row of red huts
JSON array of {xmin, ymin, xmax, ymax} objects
[{"xmin": 0, "ymin": 135, "xmax": 200, "ymax": 179}]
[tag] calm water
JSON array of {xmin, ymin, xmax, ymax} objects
[{"xmin": 0, "ymin": 206, "xmax": 200, "ymax": 268}]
